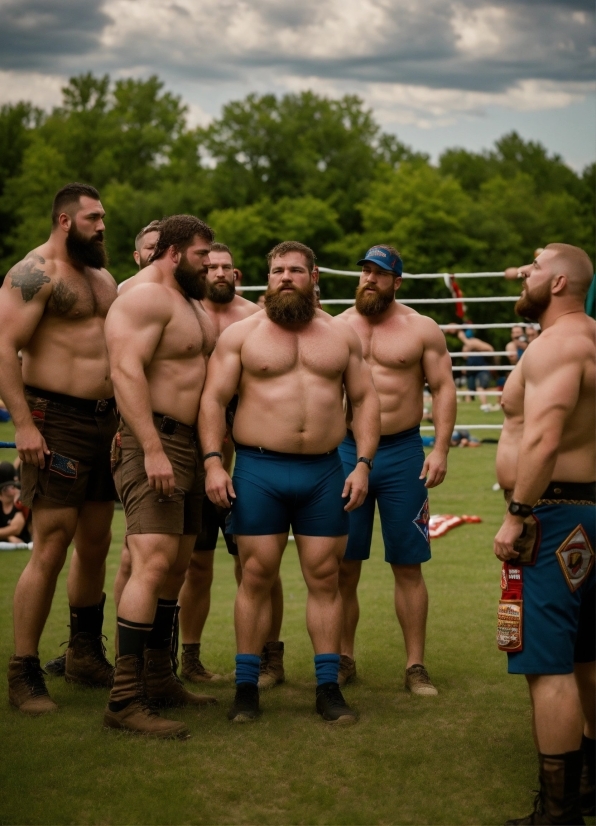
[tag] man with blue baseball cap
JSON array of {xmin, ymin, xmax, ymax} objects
[{"xmin": 336, "ymin": 244, "xmax": 456, "ymax": 695}]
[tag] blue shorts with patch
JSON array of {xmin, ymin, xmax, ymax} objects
[
  {"xmin": 506, "ymin": 495, "xmax": 595, "ymax": 675},
  {"xmin": 227, "ymin": 444, "xmax": 350, "ymax": 537},
  {"xmin": 338, "ymin": 427, "xmax": 431, "ymax": 565}
]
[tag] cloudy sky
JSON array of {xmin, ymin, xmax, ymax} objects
[{"xmin": 0, "ymin": 0, "xmax": 594, "ymax": 169}]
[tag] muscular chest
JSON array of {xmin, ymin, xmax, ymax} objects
[
  {"xmin": 357, "ymin": 322, "xmax": 423, "ymax": 372},
  {"xmin": 242, "ymin": 325, "xmax": 347, "ymax": 379},
  {"xmin": 159, "ymin": 301, "xmax": 214, "ymax": 361},
  {"xmin": 501, "ymin": 366, "xmax": 524, "ymax": 418},
  {"xmin": 48, "ymin": 272, "xmax": 116, "ymax": 320}
]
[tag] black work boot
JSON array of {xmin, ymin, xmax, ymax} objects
[
  {"xmin": 227, "ymin": 683, "xmax": 261, "ymax": 722},
  {"xmin": 505, "ymin": 751, "xmax": 585, "ymax": 825},
  {"xmin": 315, "ymin": 682, "xmax": 358, "ymax": 725}
]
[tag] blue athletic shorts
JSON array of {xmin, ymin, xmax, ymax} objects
[
  {"xmin": 227, "ymin": 444, "xmax": 350, "ymax": 537},
  {"xmin": 338, "ymin": 427, "xmax": 431, "ymax": 565},
  {"xmin": 504, "ymin": 485, "xmax": 595, "ymax": 675}
]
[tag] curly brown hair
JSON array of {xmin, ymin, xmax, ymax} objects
[
  {"xmin": 151, "ymin": 215, "xmax": 214, "ymax": 261},
  {"xmin": 267, "ymin": 241, "xmax": 316, "ymax": 272}
]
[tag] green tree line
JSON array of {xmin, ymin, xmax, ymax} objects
[{"xmin": 1, "ymin": 73, "xmax": 593, "ymax": 342}]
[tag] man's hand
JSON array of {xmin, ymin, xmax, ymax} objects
[
  {"xmin": 144, "ymin": 448, "xmax": 176, "ymax": 496},
  {"xmin": 342, "ymin": 464, "xmax": 369, "ymax": 511},
  {"xmin": 205, "ymin": 460, "xmax": 236, "ymax": 508},
  {"xmin": 15, "ymin": 423, "xmax": 50, "ymax": 468},
  {"xmin": 420, "ymin": 449, "xmax": 448, "ymax": 488},
  {"xmin": 494, "ymin": 514, "xmax": 524, "ymax": 561}
]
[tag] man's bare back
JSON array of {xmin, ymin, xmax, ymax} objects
[
  {"xmin": 2, "ymin": 243, "xmax": 116, "ymax": 400},
  {"xmin": 497, "ymin": 314, "xmax": 596, "ymax": 491},
  {"xmin": 225, "ymin": 309, "xmax": 354, "ymax": 453}
]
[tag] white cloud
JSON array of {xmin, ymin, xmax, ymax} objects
[{"xmin": 0, "ymin": 70, "xmax": 65, "ymax": 109}]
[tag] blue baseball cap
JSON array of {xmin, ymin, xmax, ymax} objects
[{"xmin": 357, "ymin": 245, "xmax": 403, "ymax": 276}]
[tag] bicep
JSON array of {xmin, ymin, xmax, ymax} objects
[
  {"xmin": 422, "ymin": 331, "xmax": 453, "ymax": 390},
  {"xmin": 343, "ymin": 334, "xmax": 373, "ymax": 404},
  {"xmin": 523, "ymin": 362, "xmax": 581, "ymax": 432},
  {"xmin": 106, "ymin": 302, "xmax": 165, "ymax": 372}
]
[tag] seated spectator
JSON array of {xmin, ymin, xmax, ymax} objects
[
  {"xmin": 451, "ymin": 429, "xmax": 481, "ymax": 447},
  {"xmin": 505, "ymin": 325, "xmax": 528, "ymax": 365},
  {"xmin": 0, "ymin": 398, "xmax": 10, "ymax": 422},
  {"xmin": 0, "ymin": 461, "xmax": 31, "ymax": 544}
]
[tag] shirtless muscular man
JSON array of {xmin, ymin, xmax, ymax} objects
[
  {"xmin": 337, "ymin": 245, "xmax": 456, "ymax": 694},
  {"xmin": 104, "ymin": 215, "xmax": 217, "ymax": 739},
  {"xmin": 200, "ymin": 241, "xmax": 380, "ymax": 724},
  {"xmin": 0, "ymin": 183, "xmax": 118, "ymax": 714},
  {"xmin": 494, "ymin": 243, "xmax": 595, "ymax": 824}
]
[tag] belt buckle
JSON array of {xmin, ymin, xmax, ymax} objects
[
  {"xmin": 95, "ymin": 399, "xmax": 108, "ymax": 413},
  {"xmin": 159, "ymin": 416, "xmax": 177, "ymax": 435}
]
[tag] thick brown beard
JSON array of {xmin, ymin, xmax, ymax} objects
[
  {"xmin": 515, "ymin": 281, "xmax": 552, "ymax": 321},
  {"xmin": 265, "ymin": 282, "xmax": 316, "ymax": 325},
  {"xmin": 205, "ymin": 280, "xmax": 235, "ymax": 304},
  {"xmin": 174, "ymin": 255, "xmax": 207, "ymax": 301},
  {"xmin": 355, "ymin": 283, "xmax": 395, "ymax": 316},
  {"xmin": 66, "ymin": 225, "xmax": 107, "ymax": 270}
]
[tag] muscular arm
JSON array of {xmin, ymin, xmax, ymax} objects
[
  {"xmin": 198, "ymin": 324, "xmax": 243, "ymax": 507},
  {"xmin": 0, "ymin": 254, "xmax": 52, "ymax": 466},
  {"xmin": 341, "ymin": 326, "xmax": 380, "ymax": 510},
  {"xmin": 494, "ymin": 340, "xmax": 581, "ymax": 560},
  {"xmin": 105, "ymin": 285, "xmax": 174, "ymax": 494},
  {"xmin": 421, "ymin": 322, "xmax": 457, "ymax": 487}
]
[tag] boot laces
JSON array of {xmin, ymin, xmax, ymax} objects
[{"xmin": 22, "ymin": 659, "xmax": 49, "ymax": 698}]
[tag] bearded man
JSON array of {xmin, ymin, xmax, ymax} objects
[
  {"xmin": 495, "ymin": 243, "xmax": 595, "ymax": 824},
  {"xmin": 0, "ymin": 183, "xmax": 118, "ymax": 713},
  {"xmin": 102, "ymin": 215, "xmax": 218, "ymax": 739},
  {"xmin": 336, "ymin": 245, "xmax": 456, "ymax": 695},
  {"xmin": 200, "ymin": 241, "xmax": 380, "ymax": 724}
]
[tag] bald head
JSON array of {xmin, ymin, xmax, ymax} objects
[{"xmin": 544, "ymin": 243, "xmax": 594, "ymax": 300}]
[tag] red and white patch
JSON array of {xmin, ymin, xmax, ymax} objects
[{"xmin": 555, "ymin": 525, "xmax": 594, "ymax": 593}]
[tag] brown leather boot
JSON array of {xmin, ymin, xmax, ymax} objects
[
  {"xmin": 337, "ymin": 655, "xmax": 356, "ymax": 687},
  {"xmin": 65, "ymin": 633, "xmax": 115, "ymax": 687},
  {"xmin": 505, "ymin": 751, "xmax": 585, "ymax": 825},
  {"xmin": 104, "ymin": 655, "xmax": 189, "ymax": 739},
  {"xmin": 181, "ymin": 644, "xmax": 224, "ymax": 683},
  {"xmin": 258, "ymin": 641, "xmax": 285, "ymax": 689},
  {"xmin": 144, "ymin": 648, "xmax": 217, "ymax": 708},
  {"xmin": 8, "ymin": 655, "xmax": 58, "ymax": 715}
]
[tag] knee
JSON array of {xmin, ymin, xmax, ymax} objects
[
  {"xmin": 308, "ymin": 560, "xmax": 340, "ymax": 596},
  {"xmin": 339, "ymin": 562, "xmax": 360, "ymax": 594},
  {"xmin": 134, "ymin": 556, "xmax": 171, "ymax": 594},
  {"xmin": 29, "ymin": 544, "xmax": 68, "ymax": 580},
  {"xmin": 392, "ymin": 564, "xmax": 423, "ymax": 586},
  {"xmin": 186, "ymin": 554, "xmax": 214, "ymax": 589},
  {"xmin": 241, "ymin": 558, "xmax": 277, "ymax": 594}
]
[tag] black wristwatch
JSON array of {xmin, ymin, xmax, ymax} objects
[
  {"xmin": 508, "ymin": 501, "xmax": 534, "ymax": 518},
  {"xmin": 357, "ymin": 457, "xmax": 373, "ymax": 471}
]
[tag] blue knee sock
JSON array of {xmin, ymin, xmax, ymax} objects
[
  {"xmin": 235, "ymin": 654, "xmax": 261, "ymax": 686},
  {"xmin": 314, "ymin": 653, "xmax": 340, "ymax": 686}
]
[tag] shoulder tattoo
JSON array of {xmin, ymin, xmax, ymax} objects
[{"xmin": 9, "ymin": 254, "xmax": 50, "ymax": 302}]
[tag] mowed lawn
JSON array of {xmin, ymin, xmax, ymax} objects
[{"xmin": 0, "ymin": 412, "xmax": 591, "ymax": 826}]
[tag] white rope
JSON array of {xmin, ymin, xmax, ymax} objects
[
  {"xmin": 456, "ymin": 391, "xmax": 502, "ymax": 396},
  {"xmin": 449, "ymin": 351, "xmax": 512, "ymax": 358},
  {"xmin": 452, "ymin": 365, "xmax": 513, "ymax": 372},
  {"xmin": 440, "ymin": 323, "xmax": 530, "ymax": 330},
  {"xmin": 320, "ymin": 296, "xmax": 517, "ymax": 306},
  {"xmin": 421, "ymin": 424, "xmax": 503, "ymax": 430},
  {"xmin": 318, "ymin": 266, "xmax": 504, "ymax": 279}
]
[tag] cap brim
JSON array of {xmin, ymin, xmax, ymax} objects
[{"xmin": 356, "ymin": 257, "xmax": 396, "ymax": 273}]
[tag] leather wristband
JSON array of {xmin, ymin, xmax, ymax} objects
[
  {"xmin": 357, "ymin": 457, "xmax": 373, "ymax": 470},
  {"xmin": 203, "ymin": 451, "xmax": 223, "ymax": 463},
  {"xmin": 508, "ymin": 501, "xmax": 533, "ymax": 518}
]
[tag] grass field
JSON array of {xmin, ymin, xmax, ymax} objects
[{"xmin": 0, "ymin": 410, "xmax": 593, "ymax": 825}]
